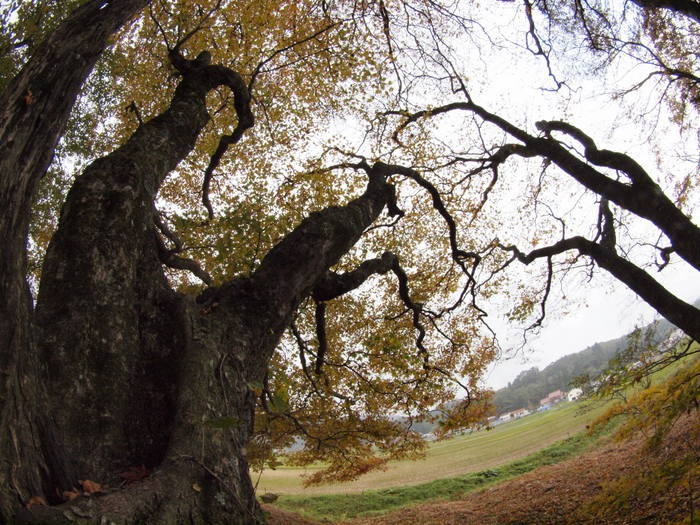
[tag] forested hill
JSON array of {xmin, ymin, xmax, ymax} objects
[{"xmin": 492, "ymin": 315, "xmax": 682, "ymax": 413}]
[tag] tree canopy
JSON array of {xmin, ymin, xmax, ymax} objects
[{"xmin": 0, "ymin": 0, "xmax": 698, "ymax": 522}]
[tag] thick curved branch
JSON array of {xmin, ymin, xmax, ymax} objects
[
  {"xmin": 193, "ymin": 162, "xmax": 405, "ymax": 372},
  {"xmin": 312, "ymin": 252, "xmax": 396, "ymax": 301},
  {"xmin": 312, "ymin": 250, "xmax": 434, "ymax": 373},
  {"xmin": 535, "ymin": 120, "xmax": 652, "ymax": 186},
  {"xmin": 199, "ymin": 21, "xmax": 339, "ymax": 221},
  {"xmin": 499, "ymin": 237, "xmax": 700, "ymax": 341},
  {"xmin": 167, "ymin": 47, "xmax": 255, "ymax": 220},
  {"xmin": 313, "ymin": 251, "xmax": 430, "ymax": 369},
  {"xmin": 310, "ymin": 252, "xmax": 410, "ymax": 375},
  {"xmin": 310, "ymin": 250, "xmax": 467, "ymax": 390},
  {"xmin": 199, "ymin": 89, "xmax": 254, "ymax": 221},
  {"xmin": 200, "ymin": 84, "xmax": 254, "ymax": 219},
  {"xmin": 392, "ymin": 101, "xmax": 700, "ymax": 272},
  {"xmin": 154, "ymin": 231, "xmax": 212, "ymax": 285},
  {"xmin": 534, "ymin": 119, "xmax": 700, "ymax": 271},
  {"xmin": 346, "ymin": 151, "xmax": 493, "ymax": 323},
  {"xmin": 250, "ymin": 161, "xmax": 406, "ymax": 301}
]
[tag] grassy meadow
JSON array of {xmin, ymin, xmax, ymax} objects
[
  {"xmin": 254, "ymin": 399, "xmax": 609, "ymax": 498},
  {"xmin": 258, "ymin": 400, "xmax": 617, "ymax": 521}
]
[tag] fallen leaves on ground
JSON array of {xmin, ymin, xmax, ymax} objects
[
  {"xmin": 61, "ymin": 490, "xmax": 80, "ymax": 501},
  {"xmin": 79, "ymin": 479, "xmax": 103, "ymax": 494},
  {"xmin": 24, "ymin": 496, "xmax": 46, "ymax": 509},
  {"xmin": 119, "ymin": 465, "xmax": 151, "ymax": 484}
]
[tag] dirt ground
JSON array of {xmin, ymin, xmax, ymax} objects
[{"xmin": 263, "ymin": 415, "xmax": 699, "ymax": 525}]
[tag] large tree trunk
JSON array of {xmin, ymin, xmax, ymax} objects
[
  {"xmin": 0, "ymin": 2, "xmax": 393, "ymax": 520},
  {"xmin": 0, "ymin": 0, "xmax": 149, "ymax": 516},
  {"xmin": 18, "ymin": 46, "xmax": 395, "ymax": 522}
]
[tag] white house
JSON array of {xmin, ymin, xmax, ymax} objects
[{"xmin": 567, "ymin": 388, "xmax": 583, "ymax": 402}]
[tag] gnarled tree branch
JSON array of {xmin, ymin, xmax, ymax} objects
[
  {"xmin": 391, "ymin": 100, "xmax": 700, "ymax": 273},
  {"xmin": 167, "ymin": 45, "xmax": 255, "ymax": 221}
]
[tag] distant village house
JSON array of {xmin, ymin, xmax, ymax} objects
[
  {"xmin": 498, "ymin": 408, "xmax": 531, "ymax": 422},
  {"xmin": 539, "ymin": 389, "xmax": 566, "ymax": 408}
]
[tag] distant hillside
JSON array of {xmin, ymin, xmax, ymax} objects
[
  {"xmin": 491, "ymin": 316, "xmax": 680, "ymax": 414},
  {"xmin": 408, "ymin": 300, "xmax": 697, "ymax": 432},
  {"xmin": 409, "ymin": 332, "xmax": 637, "ymax": 433}
]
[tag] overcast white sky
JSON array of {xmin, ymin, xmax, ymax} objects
[{"xmin": 484, "ymin": 260, "xmax": 700, "ymax": 390}]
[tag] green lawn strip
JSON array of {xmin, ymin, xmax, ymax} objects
[{"xmin": 272, "ymin": 423, "xmax": 612, "ymax": 522}]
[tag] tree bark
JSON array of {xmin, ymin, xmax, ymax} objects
[
  {"xmin": 0, "ymin": 0, "xmax": 149, "ymax": 516},
  {"xmin": 35, "ymin": 48, "xmax": 223, "ymax": 484}
]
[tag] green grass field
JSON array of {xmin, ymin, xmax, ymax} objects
[
  {"xmin": 254, "ymin": 399, "xmax": 609, "ymax": 497},
  {"xmin": 260, "ymin": 400, "xmax": 617, "ymax": 521}
]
